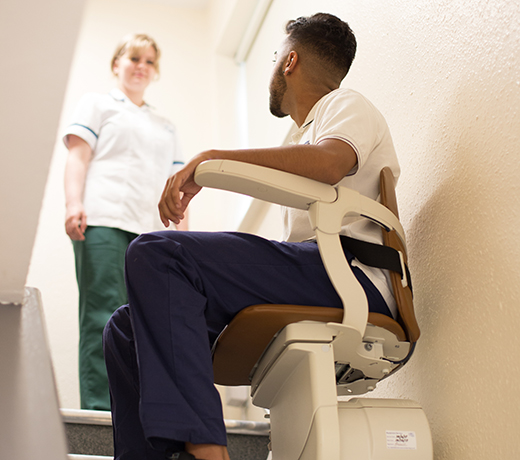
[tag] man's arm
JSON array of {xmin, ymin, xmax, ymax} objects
[{"xmin": 158, "ymin": 138, "xmax": 357, "ymax": 227}]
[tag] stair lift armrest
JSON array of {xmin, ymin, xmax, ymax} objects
[
  {"xmin": 195, "ymin": 160, "xmax": 404, "ymax": 243},
  {"xmin": 307, "ymin": 186, "xmax": 406, "ymax": 334},
  {"xmin": 313, "ymin": 228, "xmax": 368, "ymax": 335},
  {"xmin": 194, "ymin": 159, "xmax": 337, "ymax": 209},
  {"xmin": 309, "ymin": 186, "xmax": 407, "ymax": 250}
]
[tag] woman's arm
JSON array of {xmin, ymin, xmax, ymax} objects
[{"xmin": 64, "ymin": 135, "xmax": 93, "ymax": 240}]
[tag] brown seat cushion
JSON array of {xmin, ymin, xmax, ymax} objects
[{"xmin": 212, "ymin": 304, "xmax": 405, "ymax": 386}]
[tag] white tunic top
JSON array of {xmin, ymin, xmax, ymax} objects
[
  {"xmin": 282, "ymin": 88, "xmax": 400, "ymax": 317},
  {"xmin": 63, "ymin": 89, "xmax": 184, "ymax": 235}
]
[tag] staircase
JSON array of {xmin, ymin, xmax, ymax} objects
[
  {"xmin": 0, "ymin": 287, "xmax": 269, "ymax": 460},
  {"xmin": 62, "ymin": 409, "xmax": 270, "ymax": 460}
]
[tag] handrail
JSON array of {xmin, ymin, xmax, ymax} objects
[
  {"xmin": 61, "ymin": 408, "xmax": 112, "ymax": 426},
  {"xmin": 224, "ymin": 418, "xmax": 270, "ymax": 436},
  {"xmin": 60, "ymin": 409, "xmax": 270, "ymax": 436}
]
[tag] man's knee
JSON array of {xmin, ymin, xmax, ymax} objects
[
  {"xmin": 125, "ymin": 231, "xmax": 179, "ymax": 281},
  {"xmin": 126, "ymin": 232, "xmax": 164, "ymax": 263},
  {"xmin": 103, "ymin": 304, "xmax": 132, "ymax": 352}
]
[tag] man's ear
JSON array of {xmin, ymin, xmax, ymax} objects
[{"xmin": 284, "ymin": 51, "xmax": 298, "ymax": 75}]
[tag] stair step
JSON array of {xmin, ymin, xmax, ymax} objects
[
  {"xmin": 68, "ymin": 456, "xmax": 112, "ymax": 460},
  {"xmin": 62, "ymin": 409, "xmax": 270, "ymax": 460}
]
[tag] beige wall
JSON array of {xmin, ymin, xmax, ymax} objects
[
  {"xmin": 0, "ymin": 0, "xmax": 84, "ymax": 304},
  {"xmin": 25, "ymin": 0, "xmax": 520, "ymax": 457}
]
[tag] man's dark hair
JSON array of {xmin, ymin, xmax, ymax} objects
[{"xmin": 285, "ymin": 13, "xmax": 357, "ymax": 82}]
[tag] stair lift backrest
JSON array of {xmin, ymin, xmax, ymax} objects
[
  {"xmin": 194, "ymin": 161, "xmax": 419, "ymax": 388},
  {"xmin": 379, "ymin": 167, "xmax": 420, "ymax": 343}
]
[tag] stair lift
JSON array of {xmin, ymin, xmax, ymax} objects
[{"xmin": 194, "ymin": 160, "xmax": 433, "ymax": 460}]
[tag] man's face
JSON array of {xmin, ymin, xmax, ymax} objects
[{"xmin": 269, "ymin": 40, "xmax": 290, "ymax": 118}]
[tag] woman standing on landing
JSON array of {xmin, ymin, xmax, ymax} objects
[{"xmin": 64, "ymin": 33, "xmax": 186, "ymax": 410}]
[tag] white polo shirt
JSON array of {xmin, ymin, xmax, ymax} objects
[
  {"xmin": 64, "ymin": 89, "xmax": 184, "ymax": 235},
  {"xmin": 282, "ymin": 88, "xmax": 400, "ymax": 317}
]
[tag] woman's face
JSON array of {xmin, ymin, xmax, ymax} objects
[{"xmin": 113, "ymin": 45, "xmax": 157, "ymax": 96}]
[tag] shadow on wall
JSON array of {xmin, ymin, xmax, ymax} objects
[{"xmin": 401, "ymin": 68, "xmax": 520, "ymax": 458}]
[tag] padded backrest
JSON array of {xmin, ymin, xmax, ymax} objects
[{"xmin": 379, "ymin": 167, "xmax": 420, "ymax": 343}]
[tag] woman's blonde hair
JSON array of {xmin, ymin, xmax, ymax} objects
[{"xmin": 111, "ymin": 33, "xmax": 161, "ymax": 75}]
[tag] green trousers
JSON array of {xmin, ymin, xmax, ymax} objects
[{"xmin": 73, "ymin": 226, "xmax": 137, "ymax": 410}]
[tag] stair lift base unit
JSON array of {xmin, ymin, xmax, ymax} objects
[
  {"xmin": 251, "ymin": 328, "xmax": 432, "ymax": 460},
  {"xmin": 337, "ymin": 398, "xmax": 433, "ymax": 460}
]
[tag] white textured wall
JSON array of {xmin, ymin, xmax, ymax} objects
[
  {"xmin": 245, "ymin": 0, "xmax": 520, "ymax": 458},
  {"xmin": 337, "ymin": 2, "xmax": 520, "ymax": 459}
]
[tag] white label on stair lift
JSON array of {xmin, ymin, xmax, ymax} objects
[{"xmin": 386, "ymin": 431, "xmax": 417, "ymax": 450}]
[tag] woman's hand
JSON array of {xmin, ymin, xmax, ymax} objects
[
  {"xmin": 65, "ymin": 202, "xmax": 88, "ymax": 240},
  {"xmin": 64, "ymin": 135, "xmax": 92, "ymax": 241}
]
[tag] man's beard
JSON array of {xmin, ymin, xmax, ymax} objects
[{"xmin": 269, "ymin": 66, "xmax": 288, "ymax": 118}]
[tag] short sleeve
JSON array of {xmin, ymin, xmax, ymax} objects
[
  {"xmin": 169, "ymin": 126, "xmax": 185, "ymax": 175},
  {"xmin": 313, "ymin": 91, "xmax": 381, "ymax": 171},
  {"xmin": 63, "ymin": 93, "xmax": 103, "ymax": 150}
]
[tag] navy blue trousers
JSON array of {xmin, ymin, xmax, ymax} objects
[{"xmin": 103, "ymin": 231, "xmax": 391, "ymax": 459}]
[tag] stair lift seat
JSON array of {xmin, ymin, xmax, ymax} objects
[{"xmin": 194, "ymin": 160, "xmax": 432, "ymax": 460}]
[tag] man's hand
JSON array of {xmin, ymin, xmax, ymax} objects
[
  {"xmin": 158, "ymin": 153, "xmax": 208, "ymax": 227},
  {"xmin": 158, "ymin": 140, "xmax": 357, "ymax": 227}
]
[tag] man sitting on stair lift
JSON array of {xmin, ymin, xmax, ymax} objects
[{"xmin": 103, "ymin": 12, "xmax": 402, "ymax": 460}]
